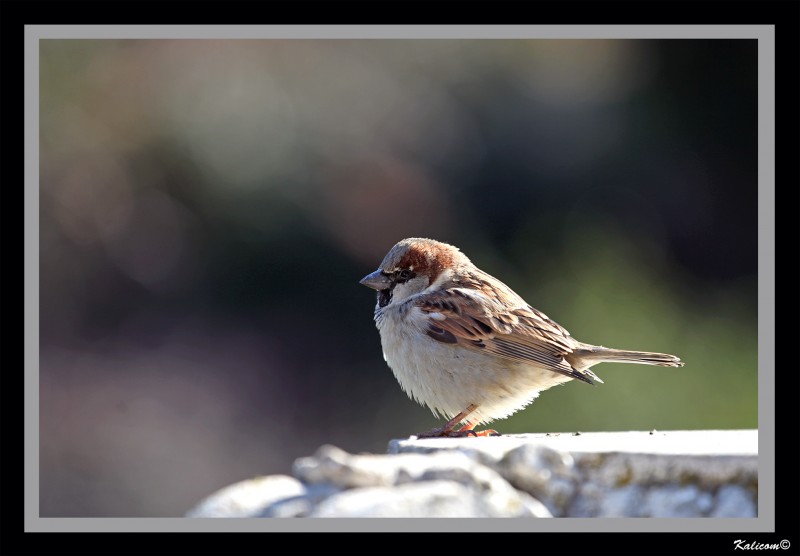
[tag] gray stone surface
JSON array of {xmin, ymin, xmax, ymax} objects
[
  {"xmin": 309, "ymin": 480, "xmax": 548, "ymax": 518},
  {"xmin": 293, "ymin": 443, "xmax": 549, "ymax": 517},
  {"xmin": 391, "ymin": 429, "xmax": 757, "ymax": 518},
  {"xmin": 259, "ymin": 483, "xmax": 342, "ymax": 518},
  {"xmin": 186, "ymin": 474, "xmax": 306, "ymax": 518},
  {"xmin": 710, "ymin": 485, "xmax": 757, "ymax": 518},
  {"xmin": 186, "ymin": 430, "xmax": 758, "ymax": 518},
  {"xmin": 496, "ymin": 444, "xmax": 578, "ymax": 516},
  {"xmin": 643, "ymin": 485, "xmax": 714, "ymax": 517}
]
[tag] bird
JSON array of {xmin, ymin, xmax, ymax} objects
[{"xmin": 359, "ymin": 237, "xmax": 684, "ymax": 438}]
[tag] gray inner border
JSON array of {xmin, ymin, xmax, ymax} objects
[{"xmin": 25, "ymin": 24, "xmax": 775, "ymax": 534}]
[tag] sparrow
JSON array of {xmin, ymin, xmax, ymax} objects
[{"xmin": 360, "ymin": 238, "xmax": 684, "ymax": 438}]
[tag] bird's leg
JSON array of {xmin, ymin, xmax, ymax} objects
[
  {"xmin": 413, "ymin": 404, "xmax": 478, "ymax": 438},
  {"xmin": 413, "ymin": 404, "xmax": 500, "ymax": 438}
]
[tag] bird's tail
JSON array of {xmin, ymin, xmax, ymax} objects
[{"xmin": 573, "ymin": 346, "xmax": 684, "ymax": 368}]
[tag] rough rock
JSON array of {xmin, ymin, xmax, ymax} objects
[
  {"xmin": 186, "ymin": 475, "xmax": 306, "ymax": 518},
  {"xmin": 309, "ymin": 480, "xmax": 548, "ymax": 518},
  {"xmin": 293, "ymin": 444, "xmax": 549, "ymax": 517},
  {"xmin": 497, "ymin": 444, "xmax": 578, "ymax": 516},
  {"xmin": 710, "ymin": 485, "xmax": 757, "ymax": 518},
  {"xmin": 186, "ymin": 430, "xmax": 758, "ymax": 518}
]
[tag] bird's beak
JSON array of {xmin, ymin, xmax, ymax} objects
[{"xmin": 359, "ymin": 269, "xmax": 391, "ymax": 290}]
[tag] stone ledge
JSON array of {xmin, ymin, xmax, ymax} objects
[{"xmin": 186, "ymin": 430, "xmax": 758, "ymax": 518}]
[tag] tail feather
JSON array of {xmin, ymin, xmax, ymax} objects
[{"xmin": 572, "ymin": 347, "xmax": 685, "ymax": 368}]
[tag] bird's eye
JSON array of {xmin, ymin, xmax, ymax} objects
[{"xmin": 398, "ymin": 269, "xmax": 413, "ymax": 281}]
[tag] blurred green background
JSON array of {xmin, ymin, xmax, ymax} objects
[{"xmin": 38, "ymin": 39, "xmax": 757, "ymax": 516}]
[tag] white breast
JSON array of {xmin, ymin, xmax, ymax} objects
[{"xmin": 374, "ymin": 302, "xmax": 574, "ymax": 425}]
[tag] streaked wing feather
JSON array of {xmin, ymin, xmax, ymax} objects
[{"xmin": 415, "ymin": 288, "xmax": 595, "ymax": 384}]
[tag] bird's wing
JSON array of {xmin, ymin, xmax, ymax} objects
[{"xmin": 414, "ymin": 287, "xmax": 597, "ymax": 384}]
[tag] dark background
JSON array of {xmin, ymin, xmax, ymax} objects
[{"xmin": 38, "ymin": 39, "xmax": 757, "ymax": 516}]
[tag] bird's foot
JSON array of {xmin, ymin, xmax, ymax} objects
[
  {"xmin": 413, "ymin": 428, "xmax": 497, "ymax": 438},
  {"xmin": 412, "ymin": 423, "xmax": 501, "ymax": 439},
  {"xmin": 455, "ymin": 419, "xmax": 500, "ymax": 437},
  {"xmin": 410, "ymin": 404, "xmax": 501, "ymax": 438},
  {"xmin": 467, "ymin": 428, "xmax": 501, "ymax": 437},
  {"xmin": 412, "ymin": 428, "xmax": 501, "ymax": 438}
]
